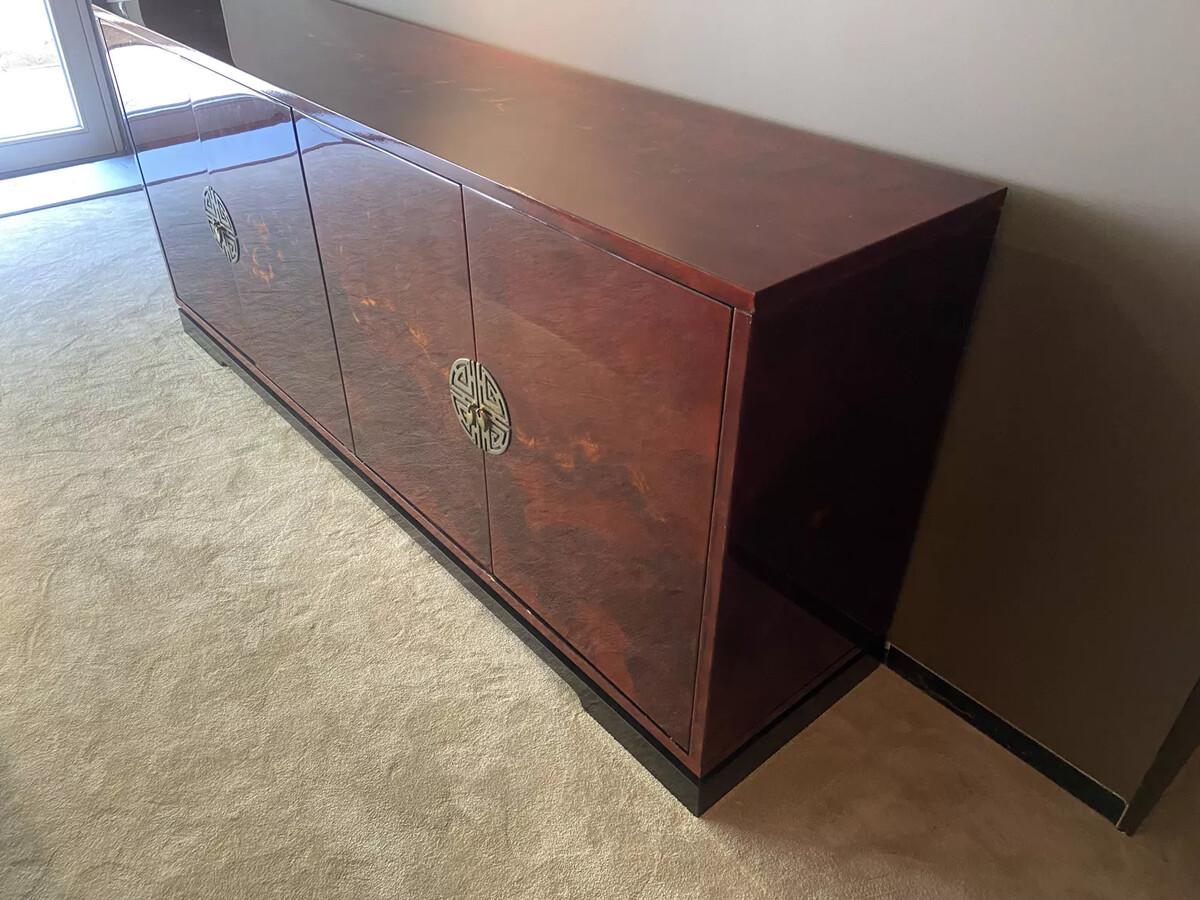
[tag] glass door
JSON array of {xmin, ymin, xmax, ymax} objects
[{"xmin": 0, "ymin": 0, "xmax": 121, "ymax": 176}]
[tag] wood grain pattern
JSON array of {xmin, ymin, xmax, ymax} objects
[
  {"xmin": 464, "ymin": 189, "xmax": 731, "ymax": 746},
  {"xmin": 296, "ymin": 114, "xmax": 490, "ymax": 565},
  {"xmin": 188, "ymin": 65, "xmax": 351, "ymax": 445}
]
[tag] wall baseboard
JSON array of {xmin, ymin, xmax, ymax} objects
[{"xmin": 886, "ymin": 647, "xmax": 1127, "ymax": 827}]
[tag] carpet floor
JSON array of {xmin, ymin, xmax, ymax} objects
[{"xmin": 0, "ymin": 192, "xmax": 1196, "ymax": 899}]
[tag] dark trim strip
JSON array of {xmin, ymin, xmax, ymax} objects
[{"xmin": 886, "ymin": 646, "xmax": 1127, "ymax": 826}]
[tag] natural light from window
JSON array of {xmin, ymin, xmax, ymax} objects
[{"xmin": 0, "ymin": 0, "xmax": 82, "ymax": 142}]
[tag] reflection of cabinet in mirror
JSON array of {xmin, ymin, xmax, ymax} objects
[{"xmin": 99, "ymin": 7, "xmax": 1005, "ymax": 812}]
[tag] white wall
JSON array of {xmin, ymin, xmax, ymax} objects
[{"xmin": 358, "ymin": 0, "xmax": 1200, "ymax": 799}]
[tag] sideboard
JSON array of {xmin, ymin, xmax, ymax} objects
[{"xmin": 97, "ymin": 3, "xmax": 1005, "ymax": 812}]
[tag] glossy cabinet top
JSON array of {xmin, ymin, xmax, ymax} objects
[{"xmin": 99, "ymin": 3, "xmax": 1003, "ymax": 308}]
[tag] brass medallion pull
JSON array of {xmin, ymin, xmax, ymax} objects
[
  {"xmin": 449, "ymin": 358, "xmax": 511, "ymax": 455},
  {"xmin": 203, "ymin": 185, "xmax": 239, "ymax": 263}
]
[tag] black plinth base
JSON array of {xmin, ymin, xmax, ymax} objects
[
  {"xmin": 584, "ymin": 651, "xmax": 875, "ymax": 814},
  {"xmin": 180, "ymin": 309, "xmax": 877, "ymax": 814}
]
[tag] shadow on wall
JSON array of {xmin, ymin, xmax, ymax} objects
[{"xmin": 893, "ymin": 184, "xmax": 1200, "ymax": 803}]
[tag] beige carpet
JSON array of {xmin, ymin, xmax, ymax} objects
[{"xmin": 0, "ymin": 192, "xmax": 1196, "ymax": 899}]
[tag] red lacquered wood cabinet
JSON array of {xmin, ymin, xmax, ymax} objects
[{"xmin": 99, "ymin": 5, "xmax": 1006, "ymax": 812}]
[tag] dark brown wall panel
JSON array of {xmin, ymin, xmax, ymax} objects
[
  {"xmin": 464, "ymin": 189, "xmax": 730, "ymax": 745},
  {"xmin": 891, "ymin": 219, "xmax": 1200, "ymax": 800},
  {"xmin": 296, "ymin": 114, "xmax": 489, "ymax": 565}
]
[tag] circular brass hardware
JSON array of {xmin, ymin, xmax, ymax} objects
[
  {"xmin": 449, "ymin": 358, "xmax": 511, "ymax": 455},
  {"xmin": 203, "ymin": 185, "xmax": 239, "ymax": 263}
]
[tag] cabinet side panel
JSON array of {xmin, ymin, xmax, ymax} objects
[
  {"xmin": 296, "ymin": 115, "xmax": 490, "ymax": 566},
  {"xmin": 464, "ymin": 190, "xmax": 730, "ymax": 746},
  {"xmin": 700, "ymin": 211, "xmax": 1000, "ymax": 767}
]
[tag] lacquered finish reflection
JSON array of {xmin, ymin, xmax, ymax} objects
[
  {"xmin": 296, "ymin": 115, "xmax": 489, "ymax": 565},
  {"xmin": 190, "ymin": 67, "xmax": 351, "ymax": 446},
  {"xmin": 103, "ymin": 26, "xmax": 243, "ymax": 346},
  {"xmin": 103, "ymin": 22, "xmax": 351, "ymax": 446},
  {"xmin": 465, "ymin": 189, "xmax": 731, "ymax": 747}
]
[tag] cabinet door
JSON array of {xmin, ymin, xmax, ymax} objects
[
  {"xmin": 189, "ymin": 66, "xmax": 352, "ymax": 446},
  {"xmin": 296, "ymin": 116, "xmax": 489, "ymax": 565},
  {"xmin": 464, "ymin": 190, "xmax": 731, "ymax": 745},
  {"xmin": 102, "ymin": 25, "xmax": 243, "ymax": 345}
]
